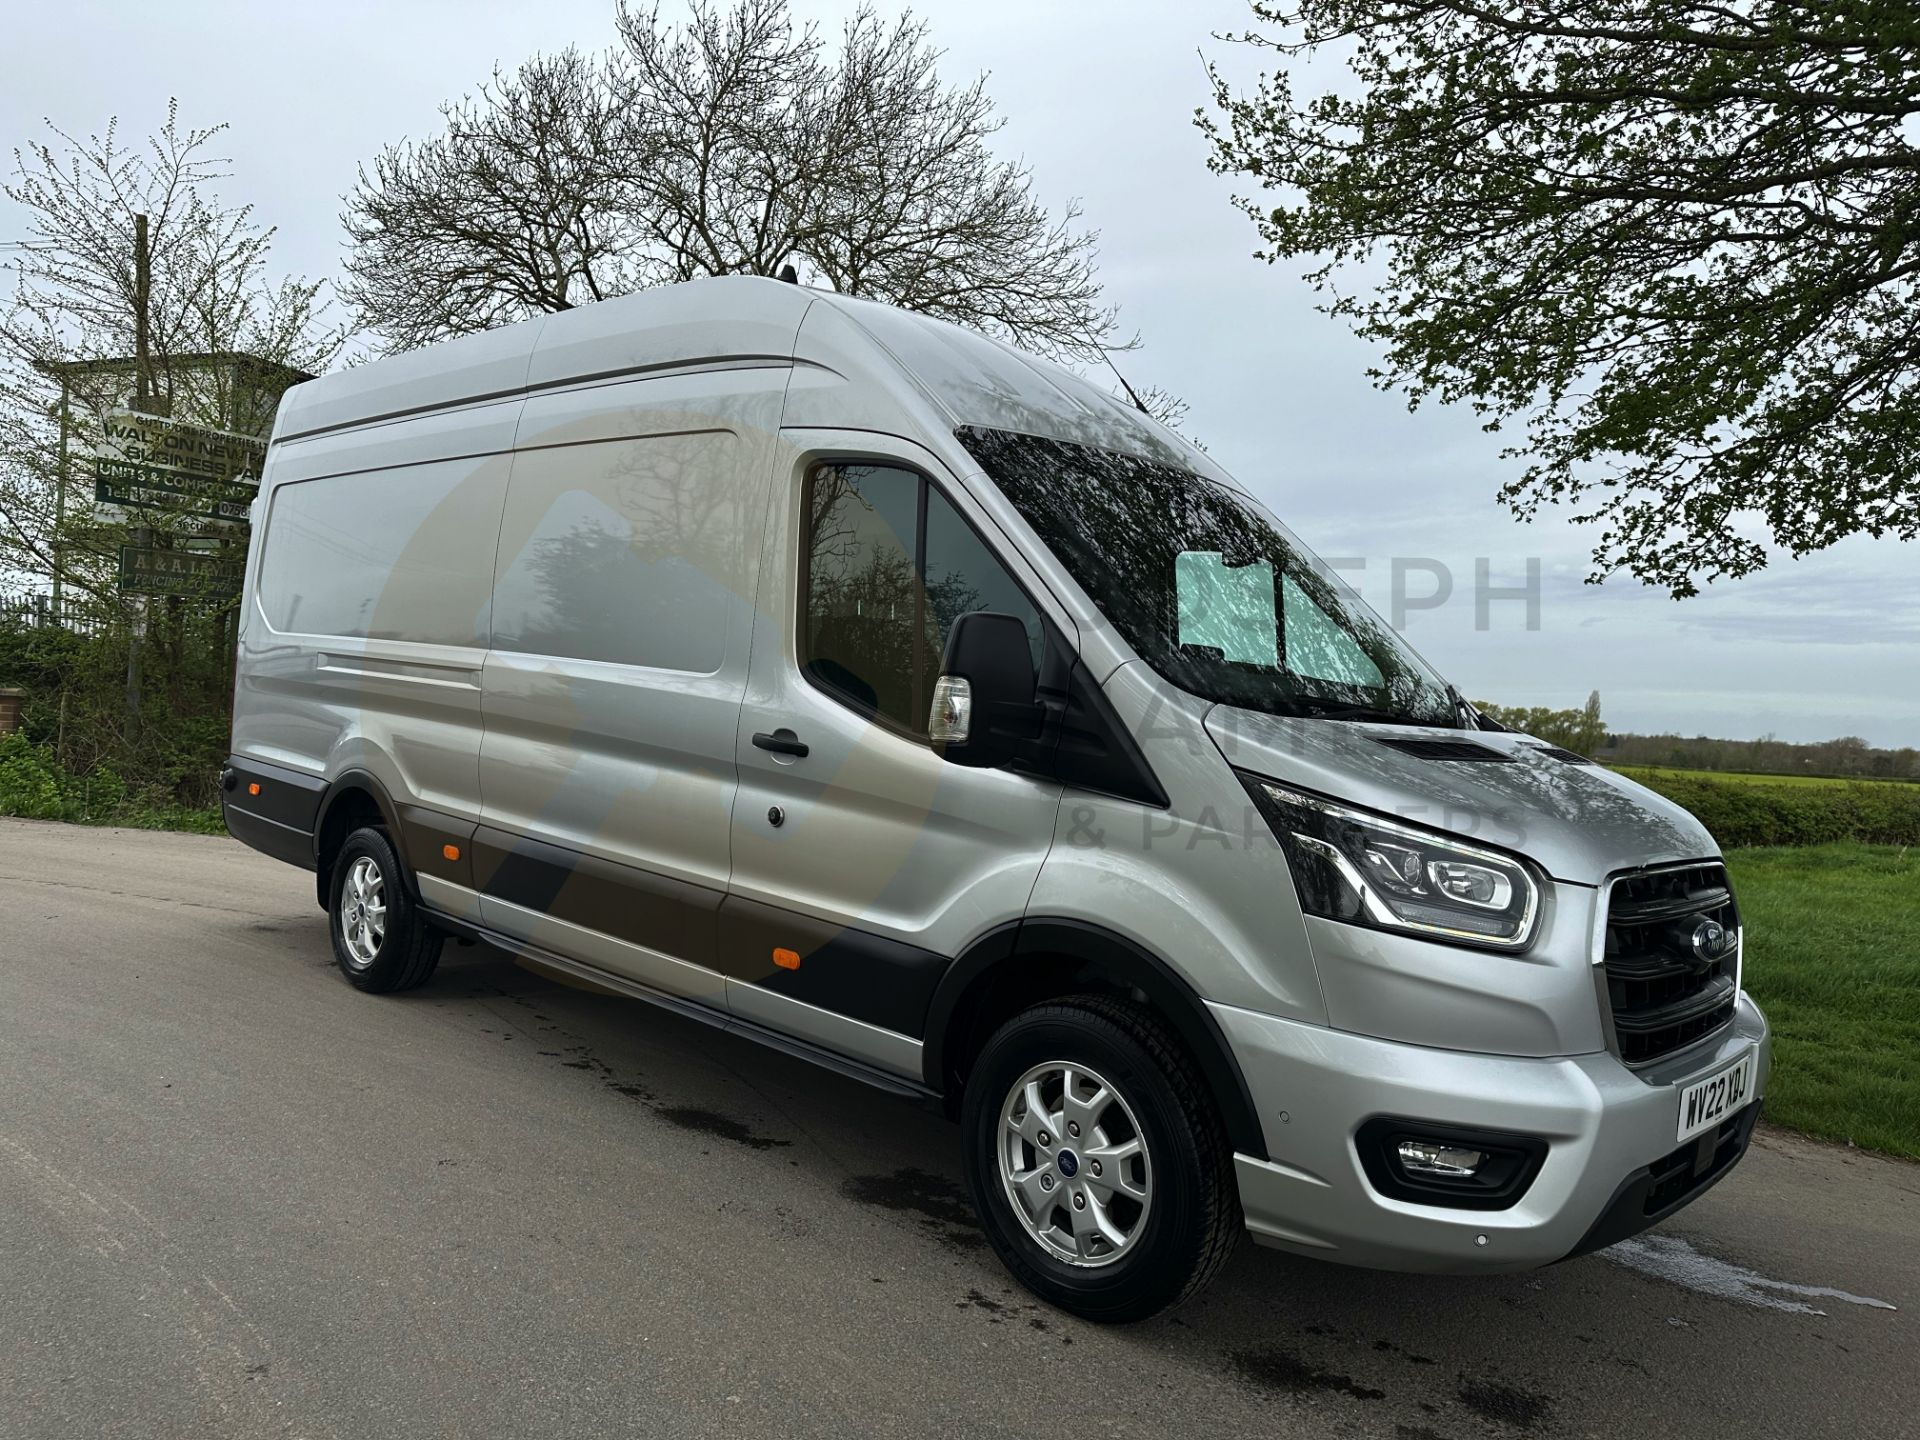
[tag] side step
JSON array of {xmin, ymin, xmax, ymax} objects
[{"xmin": 424, "ymin": 910, "xmax": 938, "ymax": 1105}]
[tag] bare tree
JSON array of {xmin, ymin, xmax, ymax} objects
[
  {"xmin": 614, "ymin": 0, "xmax": 825, "ymax": 286},
  {"xmin": 1128, "ymin": 384, "xmax": 1193, "ymax": 438},
  {"xmin": 341, "ymin": 48, "xmax": 642, "ymax": 350},
  {"xmin": 0, "ymin": 103, "xmax": 342, "ymax": 597},
  {"xmin": 342, "ymin": 0, "xmax": 1124, "ymax": 365}
]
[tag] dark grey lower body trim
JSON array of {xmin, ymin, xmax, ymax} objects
[
  {"xmin": 222, "ymin": 754, "xmax": 328, "ymax": 869},
  {"xmin": 397, "ymin": 804, "xmax": 479, "ymax": 896},
  {"xmin": 470, "ymin": 825, "xmax": 723, "ymax": 968},
  {"xmin": 224, "ymin": 805, "xmax": 316, "ymax": 870},
  {"xmin": 464, "ymin": 820, "xmax": 949, "ymax": 1040},
  {"xmin": 717, "ymin": 893, "xmax": 949, "ymax": 1037}
]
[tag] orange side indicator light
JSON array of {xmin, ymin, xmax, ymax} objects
[
  {"xmin": 773, "ymin": 947, "xmax": 801, "ymax": 971},
  {"xmin": 248, "ymin": 783, "xmax": 261, "ymax": 796},
  {"xmin": 443, "ymin": 844, "xmax": 461, "ymax": 862}
]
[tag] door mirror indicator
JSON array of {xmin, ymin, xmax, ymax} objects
[
  {"xmin": 933, "ymin": 612, "xmax": 1039, "ymax": 768},
  {"xmin": 927, "ymin": 675, "xmax": 973, "ymax": 744}
]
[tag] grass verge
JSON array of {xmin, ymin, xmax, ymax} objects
[{"xmin": 1728, "ymin": 843, "xmax": 1919, "ymax": 1159}]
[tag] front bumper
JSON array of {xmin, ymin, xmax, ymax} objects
[{"xmin": 1214, "ymin": 992, "xmax": 1770, "ymax": 1272}]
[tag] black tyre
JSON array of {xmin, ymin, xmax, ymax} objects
[
  {"xmin": 960, "ymin": 995, "xmax": 1240, "ymax": 1322},
  {"xmin": 327, "ymin": 826, "xmax": 443, "ymax": 993}
]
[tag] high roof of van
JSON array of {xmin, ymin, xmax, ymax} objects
[{"xmin": 274, "ymin": 276, "xmax": 1197, "ymax": 470}]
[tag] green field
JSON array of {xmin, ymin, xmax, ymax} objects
[
  {"xmin": 1727, "ymin": 843, "xmax": 1920, "ymax": 1159},
  {"xmin": 1614, "ymin": 764, "xmax": 1914, "ymax": 789}
]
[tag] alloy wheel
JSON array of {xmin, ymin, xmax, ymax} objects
[
  {"xmin": 997, "ymin": 1060, "xmax": 1153, "ymax": 1267},
  {"xmin": 339, "ymin": 855, "xmax": 387, "ymax": 968}
]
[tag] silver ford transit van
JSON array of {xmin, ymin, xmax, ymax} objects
[{"xmin": 223, "ymin": 275, "xmax": 1768, "ymax": 1321}]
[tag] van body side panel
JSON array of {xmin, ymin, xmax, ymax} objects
[
  {"xmin": 1026, "ymin": 661, "xmax": 1328, "ymax": 1027},
  {"xmin": 231, "ymin": 403, "xmax": 519, "ymax": 837},
  {"xmin": 261, "ymin": 395, "xmax": 524, "ymax": 486},
  {"xmin": 522, "ymin": 280, "xmax": 809, "ymax": 392},
  {"xmin": 273, "ymin": 323, "xmax": 540, "ymax": 443},
  {"xmin": 473, "ymin": 369, "xmax": 786, "ymax": 990}
]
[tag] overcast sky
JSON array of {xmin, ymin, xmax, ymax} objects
[{"xmin": 4, "ymin": 0, "xmax": 1914, "ymax": 746}]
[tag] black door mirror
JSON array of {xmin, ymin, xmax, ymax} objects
[{"xmin": 929, "ymin": 611, "xmax": 1039, "ymax": 767}]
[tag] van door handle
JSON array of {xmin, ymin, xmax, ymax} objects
[{"xmin": 752, "ymin": 729, "xmax": 809, "ymax": 758}]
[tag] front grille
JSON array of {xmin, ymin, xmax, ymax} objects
[{"xmin": 1602, "ymin": 862, "xmax": 1740, "ymax": 1066}]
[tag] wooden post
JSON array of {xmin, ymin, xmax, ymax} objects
[
  {"xmin": 126, "ymin": 525, "xmax": 149, "ymax": 729},
  {"xmin": 133, "ymin": 213, "xmax": 152, "ymax": 413}
]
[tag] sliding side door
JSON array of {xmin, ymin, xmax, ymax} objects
[{"xmin": 473, "ymin": 368, "xmax": 786, "ymax": 1002}]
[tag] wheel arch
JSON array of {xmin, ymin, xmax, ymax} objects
[
  {"xmin": 923, "ymin": 918, "xmax": 1268, "ymax": 1160},
  {"xmin": 313, "ymin": 769, "xmax": 410, "ymax": 910}
]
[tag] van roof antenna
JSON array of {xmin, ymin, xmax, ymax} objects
[
  {"xmin": 777, "ymin": 263, "xmax": 799, "ymax": 284},
  {"xmin": 1101, "ymin": 350, "xmax": 1152, "ymax": 416}
]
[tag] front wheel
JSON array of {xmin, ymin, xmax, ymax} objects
[
  {"xmin": 328, "ymin": 827, "xmax": 443, "ymax": 993},
  {"xmin": 960, "ymin": 996, "xmax": 1240, "ymax": 1322}
]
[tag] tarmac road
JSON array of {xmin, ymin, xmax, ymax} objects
[{"xmin": 1, "ymin": 816, "xmax": 1912, "ymax": 1439}]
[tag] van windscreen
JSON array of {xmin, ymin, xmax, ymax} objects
[{"xmin": 956, "ymin": 426, "xmax": 1456, "ymax": 727}]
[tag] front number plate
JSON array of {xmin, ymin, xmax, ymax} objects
[{"xmin": 1676, "ymin": 1051, "xmax": 1754, "ymax": 1143}]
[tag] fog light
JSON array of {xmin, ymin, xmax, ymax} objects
[
  {"xmin": 1396, "ymin": 1140, "xmax": 1486, "ymax": 1177},
  {"xmin": 1358, "ymin": 1118, "xmax": 1548, "ymax": 1211}
]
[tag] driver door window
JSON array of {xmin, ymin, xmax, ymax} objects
[{"xmin": 802, "ymin": 462, "xmax": 1042, "ymax": 735}]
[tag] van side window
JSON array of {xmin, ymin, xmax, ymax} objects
[
  {"xmin": 922, "ymin": 485, "xmax": 1046, "ymax": 682},
  {"xmin": 803, "ymin": 464, "xmax": 921, "ymax": 724},
  {"xmin": 491, "ymin": 432, "xmax": 747, "ymax": 673},
  {"xmin": 803, "ymin": 463, "xmax": 1042, "ymax": 735},
  {"xmin": 257, "ymin": 463, "xmax": 502, "ymax": 646}
]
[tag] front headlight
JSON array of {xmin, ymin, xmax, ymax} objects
[{"xmin": 1242, "ymin": 775, "xmax": 1541, "ymax": 950}]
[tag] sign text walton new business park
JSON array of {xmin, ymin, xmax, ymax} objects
[
  {"xmin": 93, "ymin": 411, "xmax": 265, "ymax": 526},
  {"xmin": 94, "ymin": 411, "xmax": 266, "ymax": 598}
]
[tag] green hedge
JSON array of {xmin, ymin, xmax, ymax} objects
[
  {"xmin": 0, "ymin": 732, "xmax": 223, "ymax": 834},
  {"xmin": 1625, "ymin": 767, "xmax": 1920, "ymax": 849},
  {"xmin": 1, "ymin": 612, "xmax": 235, "ymax": 818}
]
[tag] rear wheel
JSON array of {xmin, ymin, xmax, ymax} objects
[
  {"xmin": 961, "ymin": 995, "xmax": 1240, "ymax": 1322},
  {"xmin": 328, "ymin": 827, "xmax": 443, "ymax": 993}
]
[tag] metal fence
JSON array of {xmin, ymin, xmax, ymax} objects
[{"xmin": 0, "ymin": 589, "xmax": 116, "ymax": 637}]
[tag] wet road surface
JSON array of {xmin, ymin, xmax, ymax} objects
[{"xmin": 2, "ymin": 818, "xmax": 1912, "ymax": 1438}]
